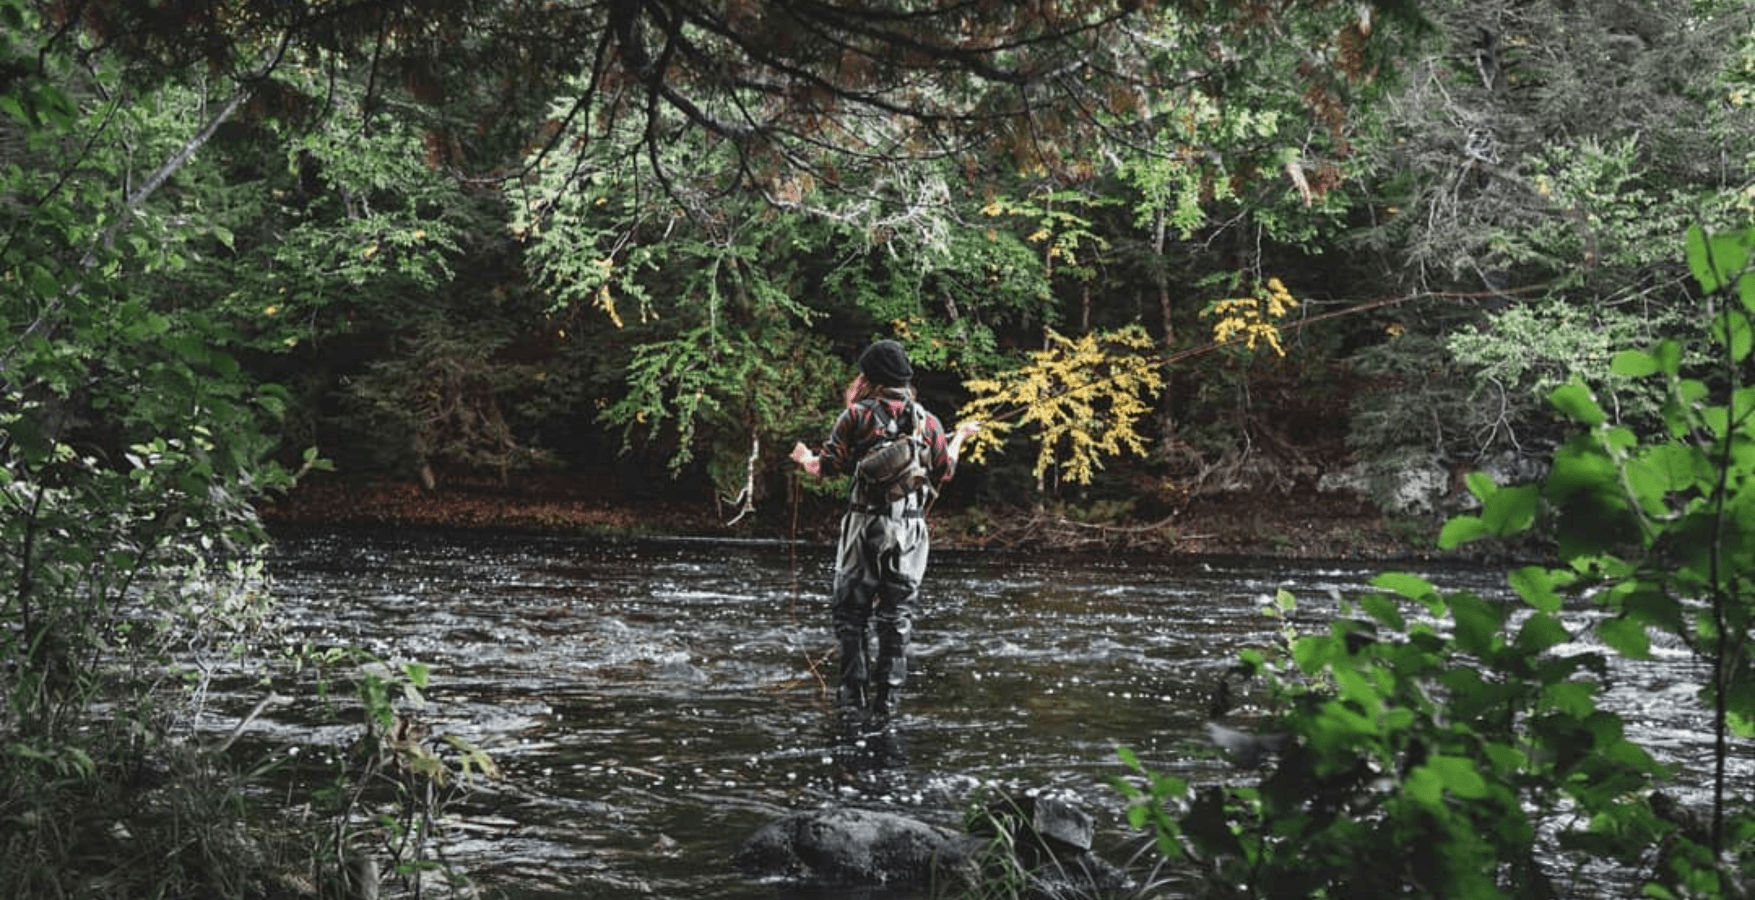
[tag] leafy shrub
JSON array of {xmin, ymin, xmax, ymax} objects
[
  {"xmin": 1117, "ymin": 226, "xmax": 1755, "ymax": 899},
  {"xmin": 1446, "ymin": 298, "xmax": 1687, "ymax": 442}
]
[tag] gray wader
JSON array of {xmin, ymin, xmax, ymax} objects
[{"xmin": 831, "ymin": 497, "xmax": 929, "ymax": 718}]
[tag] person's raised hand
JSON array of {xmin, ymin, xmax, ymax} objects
[{"xmin": 790, "ymin": 442, "xmax": 821, "ymax": 476}]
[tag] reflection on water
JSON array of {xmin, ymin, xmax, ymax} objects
[{"xmin": 209, "ymin": 526, "xmax": 1746, "ymax": 899}]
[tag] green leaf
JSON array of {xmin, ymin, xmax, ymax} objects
[
  {"xmin": 0, "ymin": 94, "xmax": 25, "ymax": 126},
  {"xmin": 1549, "ymin": 382, "xmax": 1606, "ymax": 427},
  {"xmin": 1481, "ymin": 484, "xmax": 1541, "ymax": 537},
  {"xmin": 1405, "ymin": 766, "xmax": 1443, "ymax": 806},
  {"xmin": 1652, "ymin": 340, "xmax": 1682, "ymax": 377},
  {"xmin": 402, "ymin": 661, "xmax": 432, "ymax": 687},
  {"xmin": 1438, "ymin": 515, "xmax": 1488, "ymax": 550},
  {"xmin": 1331, "ymin": 666, "xmax": 1384, "ymax": 717},
  {"xmin": 1609, "ymin": 350, "xmax": 1658, "ymax": 378},
  {"xmin": 1601, "ymin": 425, "xmax": 1636, "ymax": 452},
  {"xmin": 1623, "ymin": 459, "xmax": 1671, "ymax": 517},
  {"xmin": 1687, "ymin": 224, "xmax": 1720, "ymax": 292},
  {"xmin": 1596, "ymin": 617, "xmax": 1651, "ymax": 659},
  {"xmin": 1712, "ymin": 231, "xmax": 1753, "ymax": 287},
  {"xmin": 1372, "ymin": 572, "xmax": 1437, "ymax": 605},
  {"xmin": 1703, "ymin": 406, "xmax": 1731, "ymax": 440},
  {"xmin": 1545, "ymin": 433, "xmax": 1620, "ymax": 502},
  {"xmin": 1640, "ymin": 443, "xmax": 1705, "ymax": 493},
  {"xmin": 1465, "ymin": 470, "xmax": 1497, "ymax": 501},
  {"xmin": 1515, "ymin": 612, "xmax": 1570, "ymax": 654},
  {"xmin": 1710, "ymin": 309, "xmax": 1754, "ymax": 363},
  {"xmin": 1449, "ymin": 592, "xmax": 1505, "ymax": 656},
  {"xmin": 1424, "ymin": 755, "xmax": 1489, "ymax": 799},
  {"xmin": 1736, "ymin": 387, "xmax": 1755, "ymax": 426},
  {"xmin": 1687, "ymin": 225, "xmax": 1754, "ymax": 293},
  {"xmin": 1544, "ymin": 681, "xmax": 1598, "ymax": 717},
  {"xmin": 1622, "ymin": 588, "xmax": 1685, "ymax": 636},
  {"xmin": 1508, "ymin": 566, "xmax": 1562, "ymax": 614},
  {"xmin": 1358, "ymin": 592, "xmax": 1406, "ymax": 631},
  {"xmin": 1482, "ymin": 741, "xmax": 1528, "ymax": 774},
  {"xmin": 1293, "ymin": 634, "xmax": 1339, "ymax": 674}
]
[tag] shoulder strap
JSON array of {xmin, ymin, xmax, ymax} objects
[
  {"xmin": 904, "ymin": 401, "xmax": 926, "ymax": 435},
  {"xmin": 860, "ymin": 397, "xmax": 911, "ymax": 436},
  {"xmin": 859, "ymin": 397, "xmax": 927, "ymax": 442},
  {"xmin": 856, "ymin": 398, "xmax": 892, "ymax": 435},
  {"xmin": 903, "ymin": 401, "xmax": 925, "ymax": 436}
]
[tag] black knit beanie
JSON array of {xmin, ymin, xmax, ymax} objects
[{"xmin": 858, "ymin": 339, "xmax": 913, "ymax": 387}]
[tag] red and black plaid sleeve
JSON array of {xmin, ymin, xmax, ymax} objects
[{"xmin": 816, "ymin": 403, "xmax": 875, "ymax": 478}]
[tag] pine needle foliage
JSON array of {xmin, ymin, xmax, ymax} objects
[{"xmin": 957, "ymin": 326, "xmax": 1164, "ymax": 490}]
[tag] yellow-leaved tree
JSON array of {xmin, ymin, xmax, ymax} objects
[
  {"xmin": 957, "ymin": 325, "xmax": 1165, "ymax": 492},
  {"xmin": 1203, "ymin": 276, "xmax": 1300, "ymax": 355}
]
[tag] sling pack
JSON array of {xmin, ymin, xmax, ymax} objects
[{"xmin": 853, "ymin": 399, "xmax": 933, "ymax": 504}]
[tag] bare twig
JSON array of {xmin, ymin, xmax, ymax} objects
[{"xmin": 722, "ymin": 433, "xmax": 761, "ymax": 526}]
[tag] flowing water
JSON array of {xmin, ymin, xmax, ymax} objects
[{"xmin": 206, "ymin": 526, "xmax": 1746, "ymax": 899}]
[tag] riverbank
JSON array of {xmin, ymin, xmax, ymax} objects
[{"xmin": 258, "ymin": 472, "xmax": 1460, "ymax": 562}]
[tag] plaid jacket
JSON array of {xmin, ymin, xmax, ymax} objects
[{"xmin": 815, "ymin": 389, "xmax": 955, "ymax": 488}]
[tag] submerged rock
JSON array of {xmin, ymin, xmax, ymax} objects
[
  {"xmin": 734, "ymin": 796, "xmax": 1129, "ymax": 897},
  {"xmin": 731, "ymin": 807, "xmax": 984, "ymax": 889}
]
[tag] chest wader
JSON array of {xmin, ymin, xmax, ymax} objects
[{"xmin": 831, "ymin": 492, "xmax": 930, "ymax": 720}]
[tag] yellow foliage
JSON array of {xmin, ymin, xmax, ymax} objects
[
  {"xmin": 955, "ymin": 326, "xmax": 1164, "ymax": 487},
  {"xmin": 586, "ymin": 257, "xmax": 624, "ymax": 328},
  {"xmin": 1204, "ymin": 276, "xmax": 1300, "ymax": 356},
  {"xmin": 595, "ymin": 283, "xmax": 623, "ymax": 329}
]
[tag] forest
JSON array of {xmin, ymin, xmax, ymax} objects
[{"xmin": 3, "ymin": 0, "xmax": 1754, "ymax": 897}]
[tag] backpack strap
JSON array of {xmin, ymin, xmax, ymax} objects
[
  {"xmin": 856, "ymin": 397, "xmax": 913, "ymax": 445},
  {"xmin": 848, "ymin": 397, "xmax": 934, "ymax": 514}
]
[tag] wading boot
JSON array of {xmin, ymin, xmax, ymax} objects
[
  {"xmin": 869, "ymin": 636, "xmax": 907, "ymax": 722},
  {"xmin": 837, "ymin": 636, "xmax": 869, "ymax": 709},
  {"xmin": 868, "ymin": 684, "xmax": 897, "ymax": 723}
]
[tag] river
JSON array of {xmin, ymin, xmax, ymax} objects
[{"xmin": 200, "ymin": 526, "xmax": 1744, "ymax": 899}]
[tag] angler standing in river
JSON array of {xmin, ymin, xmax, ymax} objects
[{"xmin": 791, "ymin": 339, "xmax": 979, "ymax": 722}]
